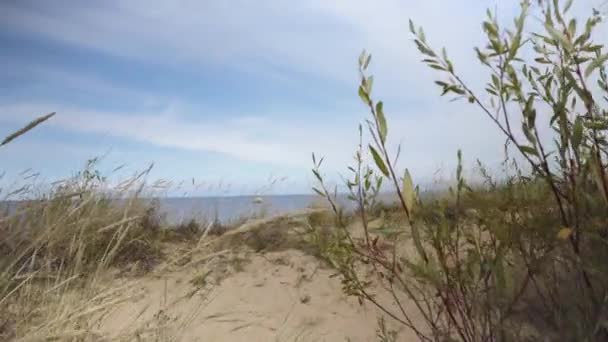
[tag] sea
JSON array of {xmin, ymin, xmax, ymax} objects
[
  {"xmin": 158, "ymin": 194, "xmax": 346, "ymax": 224},
  {"xmin": 1, "ymin": 193, "xmax": 402, "ymax": 225},
  {"xmin": 157, "ymin": 193, "xmax": 400, "ymax": 224}
]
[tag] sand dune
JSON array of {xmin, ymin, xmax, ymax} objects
[{"xmin": 94, "ymin": 212, "xmax": 419, "ymax": 341}]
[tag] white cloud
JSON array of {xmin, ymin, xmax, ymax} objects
[
  {"xmin": 0, "ymin": 98, "xmax": 502, "ymax": 184},
  {"xmin": 0, "ymin": 59, "xmax": 164, "ymax": 106},
  {"xmin": 3, "ymin": 0, "xmax": 608, "ymax": 190},
  {"xmin": 0, "ymin": 103, "xmax": 352, "ymax": 168},
  {"xmin": 0, "ymin": 0, "xmax": 517, "ymax": 93},
  {"xmin": 3, "ymin": 0, "xmax": 606, "ymax": 97}
]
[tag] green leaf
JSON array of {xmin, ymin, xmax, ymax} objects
[
  {"xmin": 572, "ymin": 116, "xmax": 584, "ymax": 149},
  {"xmin": 364, "ymin": 53, "xmax": 372, "ymax": 70},
  {"xmin": 358, "ymin": 50, "xmax": 366, "ymax": 68},
  {"xmin": 446, "ymin": 60, "xmax": 454, "ymax": 73},
  {"xmin": 414, "ymin": 40, "xmax": 436, "ymax": 57},
  {"xmin": 564, "ymin": 0, "xmax": 573, "ymax": 13},
  {"xmin": 584, "ymin": 121, "xmax": 608, "ymax": 130},
  {"xmin": 418, "ymin": 27, "xmax": 426, "ymax": 43},
  {"xmin": 544, "ymin": 6, "xmax": 554, "ymax": 27},
  {"xmin": 508, "ymin": 32, "xmax": 522, "ymax": 60},
  {"xmin": 568, "ymin": 19, "xmax": 577, "ymax": 37},
  {"xmin": 428, "ymin": 64, "xmax": 446, "ymax": 71},
  {"xmin": 584, "ymin": 54, "xmax": 608, "ymax": 78},
  {"xmin": 450, "ymin": 86, "xmax": 466, "ymax": 95},
  {"xmin": 358, "ymin": 85, "xmax": 371, "ymax": 105},
  {"xmin": 367, "ymin": 76, "xmax": 374, "ymax": 93},
  {"xmin": 491, "ymin": 74, "xmax": 500, "ymax": 89},
  {"xmin": 376, "ymin": 101, "xmax": 388, "ymax": 143},
  {"xmin": 535, "ymin": 57, "xmax": 551, "ymax": 64},
  {"xmin": 475, "ymin": 47, "xmax": 488, "ymax": 64},
  {"xmin": 408, "ymin": 19, "xmax": 415, "ymax": 34},
  {"xmin": 553, "ymin": 0, "xmax": 564, "ymax": 24},
  {"xmin": 519, "ymin": 145, "xmax": 538, "ymax": 156},
  {"xmin": 522, "ymin": 124, "xmax": 537, "ymax": 145},
  {"xmin": 528, "ymin": 107, "xmax": 537, "ymax": 127},
  {"xmin": 402, "ymin": 169, "xmax": 415, "ymax": 213},
  {"xmin": 369, "ymin": 145, "xmax": 389, "ymax": 177},
  {"xmin": 483, "ymin": 21, "xmax": 498, "ymax": 38},
  {"xmin": 583, "ymin": 44, "xmax": 603, "ymax": 52},
  {"xmin": 524, "ymin": 95, "xmax": 535, "ymax": 117},
  {"xmin": 545, "ymin": 23, "xmax": 573, "ymax": 51},
  {"xmin": 575, "ymin": 33, "xmax": 591, "ymax": 46},
  {"xmin": 411, "ymin": 222, "xmax": 428, "ymax": 264}
]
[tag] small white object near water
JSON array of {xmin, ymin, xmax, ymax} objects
[{"xmin": 253, "ymin": 197, "xmax": 264, "ymax": 204}]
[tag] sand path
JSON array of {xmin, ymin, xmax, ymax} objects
[{"xmin": 96, "ymin": 211, "xmax": 420, "ymax": 341}]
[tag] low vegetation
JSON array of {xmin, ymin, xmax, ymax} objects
[
  {"xmin": 310, "ymin": 0, "xmax": 608, "ymax": 341},
  {"xmin": 0, "ymin": 134, "xmax": 229, "ymax": 339}
]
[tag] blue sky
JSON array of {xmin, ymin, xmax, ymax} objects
[{"xmin": 0, "ymin": 0, "xmax": 605, "ymax": 196}]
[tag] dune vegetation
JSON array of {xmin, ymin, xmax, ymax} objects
[
  {"xmin": 309, "ymin": 1, "xmax": 608, "ymax": 341},
  {"xmin": 3, "ymin": 0, "xmax": 608, "ymax": 341}
]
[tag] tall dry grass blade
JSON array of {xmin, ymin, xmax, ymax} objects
[
  {"xmin": 1, "ymin": 112, "xmax": 56, "ymax": 147},
  {"xmin": 0, "ymin": 272, "xmax": 37, "ymax": 307}
]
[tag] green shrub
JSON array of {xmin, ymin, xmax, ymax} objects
[{"xmin": 311, "ymin": 1, "xmax": 608, "ymax": 341}]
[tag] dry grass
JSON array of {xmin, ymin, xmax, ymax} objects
[
  {"xmin": 0, "ymin": 161, "xmax": 199, "ymax": 340},
  {"xmin": 0, "ymin": 157, "xmax": 335, "ymax": 341}
]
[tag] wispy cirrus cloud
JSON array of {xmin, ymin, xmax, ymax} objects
[
  {"xmin": 0, "ymin": 99, "xmax": 501, "ymax": 179},
  {"xmin": 1, "ymin": 0, "xmax": 607, "ymax": 193}
]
